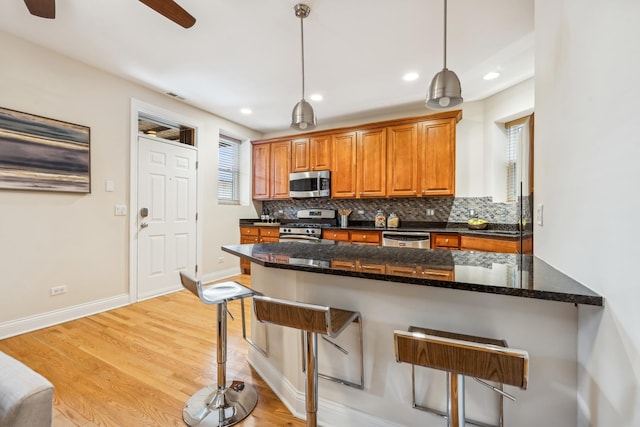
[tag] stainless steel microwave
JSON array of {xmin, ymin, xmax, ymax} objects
[{"xmin": 289, "ymin": 170, "xmax": 330, "ymax": 198}]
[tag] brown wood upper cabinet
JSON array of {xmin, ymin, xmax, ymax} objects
[
  {"xmin": 252, "ymin": 141, "xmax": 291, "ymax": 200},
  {"xmin": 252, "ymin": 110, "xmax": 461, "ymax": 200},
  {"xmin": 332, "ymin": 128, "xmax": 386, "ymax": 199},
  {"xmin": 291, "ymin": 136, "xmax": 332, "ymax": 172},
  {"xmin": 356, "ymin": 127, "xmax": 387, "ymax": 197},
  {"xmin": 387, "ymin": 123, "xmax": 419, "ymax": 196},
  {"xmin": 418, "ymin": 118, "xmax": 456, "ymax": 196},
  {"xmin": 331, "ymin": 131, "xmax": 358, "ymax": 198}
]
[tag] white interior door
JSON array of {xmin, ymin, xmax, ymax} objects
[{"xmin": 137, "ymin": 136, "xmax": 197, "ymax": 300}]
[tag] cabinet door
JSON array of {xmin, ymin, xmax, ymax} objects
[
  {"xmin": 310, "ymin": 136, "xmax": 332, "ymax": 171},
  {"xmin": 418, "ymin": 119, "xmax": 456, "ymax": 196},
  {"xmin": 291, "ymin": 138, "xmax": 310, "ymax": 173},
  {"xmin": 332, "ymin": 131, "xmax": 358, "ymax": 198},
  {"xmin": 387, "ymin": 123, "xmax": 418, "ymax": 197},
  {"xmin": 357, "ymin": 127, "xmax": 386, "ymax": 197},
  {"xmin": 270, "ymin": 141, "xmax": 291, "ymax": 199},
  {"xmin": 252, "ymin": 144, "xmax": 271, "ymax": 200}
]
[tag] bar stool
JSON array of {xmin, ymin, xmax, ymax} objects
[
  {"xmin": 252, "ymin": 295, "xmax": 363, "ymax": 427},
  {"xmin": 394, "ymin": 326, "xmax": 529, "ymax": 427},
  {"xmin": 179, "ymin": 272, "xmax": 261, "ymax": 427}
]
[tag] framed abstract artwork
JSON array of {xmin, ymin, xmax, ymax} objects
[{"xmin": 0, "ymin": 107, "xmax": 91, "ymax": 193}]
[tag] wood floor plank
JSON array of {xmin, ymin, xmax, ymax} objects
[{"xmin": 0, "ymin": 275, "xmax": 304, "ymax": 427}]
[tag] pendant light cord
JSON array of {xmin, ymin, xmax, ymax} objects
[
  {"xmin": 443, "ymin": 0, "xmax": 447, "ymax": 69},
  {"xmin": 300, "ymin": 16, "xmax": 306, "ymax": 100}
]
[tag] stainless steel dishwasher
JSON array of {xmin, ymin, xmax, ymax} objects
[{"xmin": 381, "ymin": 231, "xmax": 431, "ymax": 249}]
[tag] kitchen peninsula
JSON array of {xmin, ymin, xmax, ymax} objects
[{"xmin": 223, "ymin": 242, "xmax": 602, "ymax": 426}]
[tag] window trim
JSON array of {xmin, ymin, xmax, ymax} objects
[{"xmin": 218, "ymin": 134, "xmax": 242, "ymax": 205}]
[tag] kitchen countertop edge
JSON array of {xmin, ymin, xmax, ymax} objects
[{"xmin": 222, "ymin": 244, "xmax": 603, "ymax": 307}]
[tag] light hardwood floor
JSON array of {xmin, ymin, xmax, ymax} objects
[{"xmin": 0, "ymin": 275, "xmax": 305, "ymax": 426}]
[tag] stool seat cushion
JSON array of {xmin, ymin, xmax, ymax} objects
[{"xmin": 0, "ymin": 351, "xmax": 54, "ymax": 427}]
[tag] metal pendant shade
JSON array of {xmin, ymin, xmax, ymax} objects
[
  {"xmin": 291, "ymin": 4, "xmax": 317, "ymax": 130},
  {"xmin": 426, "ymin": 0, "xmax": 463, "ymax": 109}
]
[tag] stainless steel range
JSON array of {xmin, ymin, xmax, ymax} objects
[{"xmin": 279, "ymin": 208, "xmax": 337, "ymax": 242}]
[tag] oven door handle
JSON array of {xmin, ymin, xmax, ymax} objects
[{"xmin": 279, "ymin": 235, "xmax": 321, "ymax": 242}]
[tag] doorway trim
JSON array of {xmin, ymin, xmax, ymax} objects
[{"xmin": 129, "ymin": 98, "xmax": 204, "ymax": 303}]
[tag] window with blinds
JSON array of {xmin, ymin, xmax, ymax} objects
[
  {"xmin": 218, "ymin": 135, "xmax": 241, "ymax": 204},
  {"xmin": 506, "ymin": 123, "xmax": 523, "ymax": 203}
]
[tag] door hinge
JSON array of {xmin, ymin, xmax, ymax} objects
[
  {"xmin": 196, "ymin": 161, "xmax": 199, "ymax": 169},
  {"xmin": 195, "ymin": 212, "xmax": 198, "ymax": 221},
  {"xmin": 195, "ymin": 264, "xmax": 198, "ymax": 273}
]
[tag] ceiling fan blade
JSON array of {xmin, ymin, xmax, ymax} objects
[
  {"xmin": 138, "ymin": 0, "xmax": 196, "ymax": 28},
  {"xmin": 24, "ymin": 0, "xmax": 55, "ymax": 19}
]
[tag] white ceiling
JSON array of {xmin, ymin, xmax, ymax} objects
[{"xmin": 0, "ymin": 0, "xmax": 534, "ymax": 133}]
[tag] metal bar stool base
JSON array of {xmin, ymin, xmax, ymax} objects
[{"xmin": 183, "ymin": 381, "xmax": 258, "ymax": 427}]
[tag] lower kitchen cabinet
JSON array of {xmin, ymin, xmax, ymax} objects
[
  {"xmin": 431, "ymin": 233, "xmax": 460, "ymax": 250},
  {"xmin": 239, "ymin": 226, "xmax": 280, "ymax": 273},
  {"xmin": 322, "ymin": 229, "xmax": 381, "ymax": 246},
  {"xmin": 331, "ymin": 259, "xmax": 386, "ymax": 273},
  {"xmin": 322, "ymin": 229, "xmax": 350, "ymax": 242},
  {"xmin": 460, "ymin": 235, "xmax": 533, "ymax": 254}
]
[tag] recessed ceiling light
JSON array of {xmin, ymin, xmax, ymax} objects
[
  {"xmin": 403, "ymin": 72, "xmax": 419, "ymax": 81},
  {"xmin": 483, "ymin": 72, "xmax": 500, "ymax": 81},
  {"xmin": 240, "ymin": 108, "xmax": 252, "ymax": 114},
  {"xmin": 310, "ymin": 94, "xmax": 323, "ymax": 101}
]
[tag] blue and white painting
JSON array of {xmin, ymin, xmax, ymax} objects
[{"xmin": 0, "ymin": 107, "xmax": 90, "ymax": 193}]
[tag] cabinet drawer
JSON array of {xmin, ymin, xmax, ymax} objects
[
  {"xmin": 259, "ymin": 227, "xmax": 280, "ymax": 238},
  {"xmin": 322, "ymin": 229, "xmax": 350, "ymax": 241},
  {"xmin": 358, "ymin": 262, "xmax": 386, "ymax": 274},
  {"xmin": 240, "ymin": 226, "xmax": 259, "ymax": 237},
  {"xmin": 386, "ymin": 265, "xmax": 419, "ymax": 277},
  {"xmin": 420, "ymin": 268, "xmax": 455, "ymax": 281},
  {"xmin": 432, "ymin": 233, "xmax": 460, "ymax": 249},
  {"xmin": 460, "ymin": 236, "xmax": 519, "ymax": 253},
  {"xmin": 331, "ymin": 260, "xmax": 357, "ymax": 271},
  {"xmin": 350, "ymin": 231, "xmax": 381, "ymax": 244}
]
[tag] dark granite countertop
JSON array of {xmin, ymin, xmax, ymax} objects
[
  {"xmin": 222, "ymin": 241, "xmax": 602, "ymax": 306},
  {"xmin": 239, "ymin": 218, "xmax": 531, "ymax": 239}
]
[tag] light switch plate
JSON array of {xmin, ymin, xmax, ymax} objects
[
  {"xmin": 105, "ymin": 180, "xmax": 114, "ymax": 192},
  {"xmin": 536, "ymin": 204, "xmax": 543, "ymax": 226}
]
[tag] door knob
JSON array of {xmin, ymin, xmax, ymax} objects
[
  {"xmin": 140, "ymin": 207, "xmax": 149, "ymax": 218},
  {"xmin": 140, "ymin": 223, "xmax": 149, "ymax": 229}
]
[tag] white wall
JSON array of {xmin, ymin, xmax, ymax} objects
[
  {"xmin": 0, "ymin": 31, "xmax": 260, "ymax": 336},
  {"xmin": 535, "ymin": 0, "xmax": 640, "ymax": 425}
]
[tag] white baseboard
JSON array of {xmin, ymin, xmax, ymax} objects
[
  {"xmin": 0, "ymin": 294, "xmax": 130, "ymax": 340},
  {"xmin": 248, "ymin": 348, "xmax": 402, "ymax": 427},
  {"xmin": 200, "ymin": 266, "xmax": 242, "ymax": 283}
]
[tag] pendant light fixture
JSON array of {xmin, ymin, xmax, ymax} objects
[
  {"xmin": 426, "ymin": 0, "xmax": 463, "ymax": 109},
  {"xmin": 291, "ymin": 3, "xmax": 317, "ymax": 131}
]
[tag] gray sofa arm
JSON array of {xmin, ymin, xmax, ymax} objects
[{"xmin": 0, "ymin": 351, "xmax": 54, "ymax": 427}]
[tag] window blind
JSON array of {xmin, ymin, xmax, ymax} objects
[
  {"xmin": 218, "ymin": 135, "xmax": 241, "ymax": 204},
  {"xmin": 506, "ymin": 123, "xmax": 523, "ymax": 203}
]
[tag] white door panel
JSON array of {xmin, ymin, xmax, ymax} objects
[{"xmin": 138, "ymin": 136, "xmax": 197, "ymax": 300}]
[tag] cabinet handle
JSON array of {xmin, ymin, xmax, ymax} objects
[{"xmin": 445, "ymin": 238, "xmax": 449, "ymax": 243}]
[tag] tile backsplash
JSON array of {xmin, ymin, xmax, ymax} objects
[{"xmin": 263, "ymin": 195, "xmax": 533, "ymax": 226}]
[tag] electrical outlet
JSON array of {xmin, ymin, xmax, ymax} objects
[
  {"xmin": 536, "ymin": 204, "xmax": 544, "ymax": 226},
  {"xmin": 51, "ymin": 285, "xmax": 67, "ymax": 296},
  {"xmin": 357, "ymin": 210, "xmax": 364, "ymax": 215},
  {"xmin": 217, "ymin": 257, "xmax": 224, "ymax": 264},
  {"xmin": 469, "ymin": 209, "xmax": 476, "ymax": 217},
  {"xmin": 114, "ymin": 205, "xmax": 127, "ymax": 216},
  {"xmin": 426, "ymin": 208, "xmax": 435, "ymax": 216}
]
